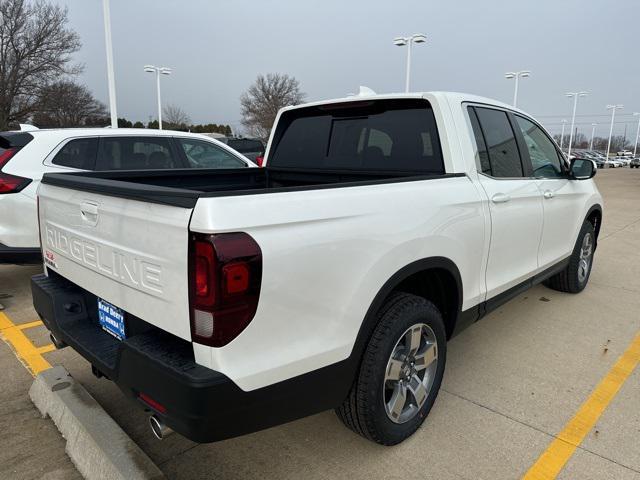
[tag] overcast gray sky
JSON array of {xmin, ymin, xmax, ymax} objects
[{"xmin": 55, "ymin": 0, "xmax": 639, "ymax": 138}]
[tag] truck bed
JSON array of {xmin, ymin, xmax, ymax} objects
[{"xmin": 41, "ymin": 167, "xmax": 454, "ymax": 208}]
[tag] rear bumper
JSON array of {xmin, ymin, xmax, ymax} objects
[
  {"xmin": 31, "ymin": 272, "xmax": 353, "ymax": 443},
  {"xmin": 0, "ymin": 243, "xmax": 41, "ymax": 264}
]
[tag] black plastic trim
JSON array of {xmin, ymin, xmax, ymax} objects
[
  {"xmin": 40, "ymin": 169, "xmax": 467, "ymax": 209},
  {"xmin": 0, "ymin": 131, "xmax": 34, "ymax": 148},
  {"xmin": 31, "ymin": 272, "xmax": 355, "ymax": 443},
  {"xmin": 0, "ymin": 243, "xmax": 41, "ymax": 264}
]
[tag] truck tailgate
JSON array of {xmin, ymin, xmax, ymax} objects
[{"xmin": 38, "ymin": 183, "xmax": 193, "ymax": 341}]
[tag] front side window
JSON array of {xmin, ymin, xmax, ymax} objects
[
  {"xmin": 179, "ymin": 139, "xmax": 247, "ymax": 169},
  {"xmin": 52, "ymin": 138, "xmax": 98, "ymax": 170},
  {"xmin": 98, "ymin": 137, "xmax": 179, "ymax": 170},
  {"xmin": 474, "ymin": 107, "xmax": 523, "ymax": 178},
  {"xmin": 515, "ymin": 116, "xmax": 565, "ymax": 178}
]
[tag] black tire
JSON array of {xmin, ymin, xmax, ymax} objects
[
  {"xmin": 335, "ymin": 292, "xmax": 447, "ymax": 445},
  {"xmin": 544, "ymin": 220, "xmax": 596, "ymax": 293}
]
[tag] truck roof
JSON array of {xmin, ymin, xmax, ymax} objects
[{"xmin": 281, "ymin": 91, "xmax": 526, "ymax": 116}]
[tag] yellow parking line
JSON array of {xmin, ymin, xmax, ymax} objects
[
  {"xmin": 16, "ymin": 320, "xmax": 45, "ymax": 331},
  {"xmin": 522, "ymin": 332, "xmax": 640, "ymax": 480},
  {"xmin": 0, "ymin": 312, "xmax": 53, "ymax": 377}
]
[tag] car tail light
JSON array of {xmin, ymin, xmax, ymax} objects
[
  {"xmin": 0, "ymin": 147, "xmax": 29, "ymax": 194},
  {"xmin": 189, "ymin": 232, "xmax": 262, "ymax": 347},
  {"xmin": 255, "ymin": 156, "xmax": 264, "ymax": 167}
]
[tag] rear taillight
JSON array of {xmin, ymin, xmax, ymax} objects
[
  {"xmin": 0, "ymin": 147, "xmax": 29, "ymax": 194},
  {"xmin": 189, "ymin": 232, "xmax": 262, "ymax": 347},
  {"xmin": 255, "ymin": 156, "xmax": 264, "ymax": 167}
]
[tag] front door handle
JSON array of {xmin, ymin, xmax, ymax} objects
[
  {"xmin": 543, "ymin": 190, "xmax": 555, "ymax": 199},
  {"xmin": 491, "ymin": 193, "xmax": 511, "ymax": 204}
]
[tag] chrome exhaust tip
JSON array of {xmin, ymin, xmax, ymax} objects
[{"xmin": 149, "ymin": 415, "xmax": 173, "ymax": 440}]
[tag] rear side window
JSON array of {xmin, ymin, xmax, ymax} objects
[
  {"xmin": 178, "ymin": 139, "xmax": 247, "ymax": 168},
  {"xmin": 52, "ymin": 138, "xmax": 98, "ymax": 170},
  {"xmin": 98, "ymin": 137, "xmax": 179, "ymax": 170},
  {"xmin": 467, "ymin": 108, "xmax": 491, "ymax": 175},
  {"xmin": 269, "ymin": 99, "xmax": 444, "ymax": 173},
  {"xmin": 473, "ymin": 107, "xmax": 524, "ymax": 178}
]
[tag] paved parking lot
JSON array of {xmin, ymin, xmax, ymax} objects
[{"xmin": 1, "ymin": 168, "xmax": 639, "ymax": 480}]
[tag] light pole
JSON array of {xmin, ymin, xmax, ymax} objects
[
  {"xmin": 560, "ymin": 119, "xmax": 567, "ymax": 150},
  {"xmin": 633, "ymin": 113, "xmax": 640, "ymax": 157},
  {"xmin": 393, "ymin": 34, "xmax": 427, "ymax": 93},
  {"xmin": 565, "ymin": 91, "xmax": 588, "ymax": 159},
  {"xmin": 590, "ymin": 123, "xmax": 597, "ymax": 151},
  {"xmin": 144, "ymin": 65, "xmax": 172, "ymax": 130},
  {"xmin": 605, "ymin": 104, "xmax": 623, "ymax": 161},
  {"xmin": 504, "ymin": 70, "xmax": 530, "ymax": 108},
  {"xmin": 102, "ymin": 0, "xmax": 118, "ymax": 128}
]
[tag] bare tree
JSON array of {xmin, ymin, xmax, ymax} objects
[
  {"xmin": 0, "ymin": 0, "xmax": 81, "ymax": 129},
  {"xmin": 240, "ymin": 73, "xmax": 305, "ymax": 139},
  {"xmin": 162, "ymin": 104, "xmax": 191, "ymax": 130},
  {"xmin": 32, "ymin": 80, "xmax": 107, "ymax": 128}
]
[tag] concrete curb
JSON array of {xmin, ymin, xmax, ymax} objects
[{"xmin": 29, "ymin": 365, "xmax": 165, "ymax": 480}]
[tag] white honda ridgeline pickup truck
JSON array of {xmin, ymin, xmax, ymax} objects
[{"xmin": 31, "ymin": 92, "xmax": 602, "ymax": 445}]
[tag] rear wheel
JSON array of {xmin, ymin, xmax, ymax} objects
[
  {"xmin": 544, "ymin": 220, "xmax": 595, "ymax": 293},
  {"xmin": 335, "ymin": 293, "xmax": 446, "ymax": 445}
]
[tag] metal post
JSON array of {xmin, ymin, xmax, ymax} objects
[
  {"xmin": 513, "ymin": 75, "xmax": 519, "ymax": 108},
  {"xmin": 156, "ymin": 70, "xmax": 162, "ymax": 130},
  {"xmin": 590, "ymin": 124, "xmax": 596, "ymax": 151},
  {"xmin": 102, "ymin": 0, "xmax": 118, "ymax": 128},
  {"xmin": 405, "ymin": 39, "xmax": 412, "ymax": 93},
  {"xmin": 567, "ymin": 94, "xmax": 579, "ymax": 159},
  {"xmin": 606, "ymin": 108, "xmax": 618, "ymax": 162},
  {"xmin": 634, "ymin": 115, "xmax": 640, "ymax": 157}
]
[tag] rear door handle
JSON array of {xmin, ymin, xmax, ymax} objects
[
  {"xmin": 543, "ymin": 190, "xmax": 555, "ymax": 199},
  {"xmin": 491, "ymin": 193, "xmax": 511, "ymax": 204}
]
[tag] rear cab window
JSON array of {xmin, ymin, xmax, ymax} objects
[{"xmin": 268, "ymin": 99, "xmax": 445, "ymax": 174}]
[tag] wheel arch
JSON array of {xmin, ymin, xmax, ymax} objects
[
  {"xmin": 585, "ymin": 203, "xmax": 603, "ymax": 249},
  {"xmin": 350, "ymin": 257, "xmax": 463, "ymax": 364}
]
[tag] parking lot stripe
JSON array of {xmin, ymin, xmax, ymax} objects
[
  {"xmin": 522, "ymin": 332, "xmax": 640, "ymax": 480},
  {"xmin": 0, "ymin": 312, "xmax": 52, "ymax": 376},
  {"xmin": 16, "ymin": 320, "xmax": 45, "ymax": 330}
]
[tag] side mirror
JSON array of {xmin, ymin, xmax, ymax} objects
[{"xmin": 570, "ymin": 158, "xmax": 596, "ymax": 180}]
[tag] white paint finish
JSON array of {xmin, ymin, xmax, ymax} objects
[
  {"xmin": 477, "ymin": 175, "xmax": 544, "ymax": 298},
  {"xmin": 0, "ymin": 128, "xmax": 254, "ymax": 249},
  {"xmin": 38, "ymin": 184, "xmax": 193, "ymax": 340},
  {"xmin": 34, "ymin": 92, "xmax": 603, "ymax": 392},
  {"xmin": 191, "ymin": 176, "xmax": 487, "ymax": 389},
  {"xmin": 535, "ymin": 178, "xmax": 597, "ymax": 269}
]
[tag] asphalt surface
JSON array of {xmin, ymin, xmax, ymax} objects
[{"xmin": 1, "ymin": 168, "xmax": 639, "ymax": 480}]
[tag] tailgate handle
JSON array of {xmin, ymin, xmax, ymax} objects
[{"xmin": 80, "ymin": 202, "xmax": 99, "ymax": 225}]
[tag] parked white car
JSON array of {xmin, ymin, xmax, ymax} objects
[
  {"xmin": 607, "ymin": 158, "xmax": 624, "ymax": 168},
  {"xmin": 0, "ymin": 128, "xmax": 254, "ymax": 263},
  {"xmin": 32, "ymin": 92, "xmax": 603, "ymax": 445}
]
